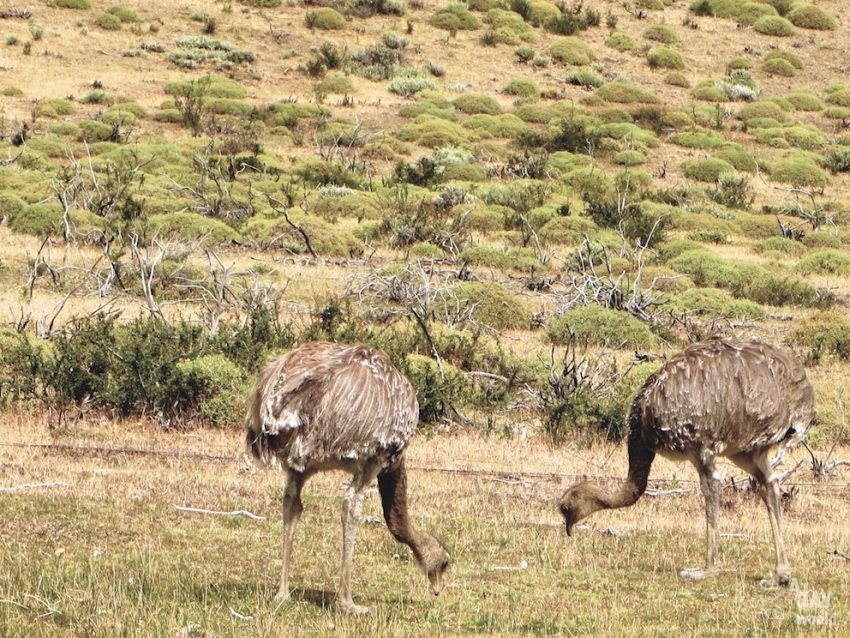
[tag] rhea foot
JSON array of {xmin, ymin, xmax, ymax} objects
[
  {"xmin": 759, "ymin": 570, "xmax": 791, "ymax": 588},
  {"xmin": 678, "ymin": 567, "xmax": 719, "ymax": 580},
  {"xmin": 337, "ymin": 600, "xmax": 372, "ymax": 615},
  {"xmin": 274, "ymin": 587, "xmax": 291, "ymax": 605}
]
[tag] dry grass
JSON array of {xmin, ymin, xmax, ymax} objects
[{"xmin": 0, "ymin": 415, "xmax": 848, "ymax": 636}]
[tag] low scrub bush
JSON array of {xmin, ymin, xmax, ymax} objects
[
  {"xmin": 93, "ymin": 12, "xmax": 122, "ymax": 29},
  {"xmin": 670, "ymin": 287, "xmax": 766, "ymax": 320},
  {"xmin": 787, "ymin": 4, "xmax": 836, "ymax": 30},
  {"xmin": 683, "ymin": 157, "xmax": 735, "ymax": 182},
  {"xmin": 787, "ymin": 312, "xmax": 850, "ymax": 363},
  {"xmin": 402, "ymin": 354, "xmax": 468, "ymax": 422},
  {"xmin": 454, "ymin": 93, "xmax": 502, "ymax": 115},
  {"xmin": 444, "ymin": 282, "xmax": 530, "ymax": 330},
  {"xmin": 753, "ymin": 15, "xmax": 795, "ymax": 36},
  {"xmin": 595, "ymin": 81, "xmax": 660, "ymax": 104},
  {"xmin": 647, "ymin": 47, "xmax": 685, "ymax": 70},
  {"xmin": 797, "ymin": 250, "xmax": 850, "ymax": 277},
  {"xmin": 429, "ymin": 4, "xmax": 481, "ymax": 31},
  {"xmin": 643, "ymin": 23, "xmax": 677, "ymax": 44},
  {"xmin": 148, "ymin": 212, "xmax": 241, "ymax": 245},
  {"xmin": 546, "ymin": 305, "xmax": 657, "ymax": 348},
  {"xmin": 305, "ymin": 8, "xmax": 346, "ymax": 30}
]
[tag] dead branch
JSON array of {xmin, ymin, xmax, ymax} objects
[
  {"xmin": 267, "ymin": 196, "xmax": 317, "ymax": 258},
  {"xmin": 0, "ymin": 482, "xmax": 72, "ymax": 493},
  {"xmin": 172, "ymin": 505, "xmax": 266, "ymax": 521}
]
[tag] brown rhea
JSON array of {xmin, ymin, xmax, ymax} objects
[
  {"xmin": 559, "ymin": 337, "xmax": 816, "ymax": 586},
  {"xmin": 246, "ymin": 342, "xmax": 449, "ymax": 614}
]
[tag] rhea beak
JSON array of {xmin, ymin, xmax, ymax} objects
[
  {"xmin": 565, "ymin": 520, "xmax": 573, "ymax": 537},
  {"xmin": 429, "ymin": 574, "xmax": 443, "ymax": 596}
]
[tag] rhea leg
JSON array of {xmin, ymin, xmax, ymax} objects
[
  {"xmin": 680, "ymin": 453, "xmax": 721, "ymax": 580},
  {"xmin": 753, "ymin": 451, "xmax": 792, "ymax": 586},
  {"xmin": 276, "ymin": 470, "xmax": 306, "ymax": 603},
  {"xmin": 337, "ymin": 466, "xmax": 380, "ymax": 614}
]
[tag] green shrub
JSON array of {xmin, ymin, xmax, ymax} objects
[
  {"xmin": 770, "ymin": 156, "xmax": 829, "ymax": 188},
  {"xmin": 613, "ymin": 150, "xmax": 646, "ymax": 166},
  {"xmin": 165, "ymin": 74, "xmax": 247, "ymax": 99},
  {"xmin": 53, "ymin": 0, "xmax": 90, "ymax": 8},
  {"xmin": 9, "ymin": 204, "xmax": 63, "ymax": 236},
  {"xmin": 727, "ymin": 56, "xmax": 752, "ymax": 70},
  {"xmin": 464, "ymin": 113, "xmax": 527, "ymax": 138},
  {"xmin": 605, "ymin": 31, "xmax": 637, "ymax": 52},
  {"xmin": 671, "ymin": 287, "xmax": 766, "ymax": 320},
  {"xmin": 596, "ymin": 81, "xmax": 660, "ymax": 104},
  {"xmin": 764, "ymin": 49, "xmax": 803, "ymax": 69},
  {"xmin": 147, "ymin": 212, "xmax": 240, "ymax": 245},
  {"xmin": 797, "ymin": 250, "xmax": 850, "ymax": 276},
  {"xmin": 752, "ymin": 236, "xmax": 809, "ymax": 258},
  {"xmin": 549, "ymin": 37, "xmax": 594, "ymax": 66},
  {"xmin": 175, "ymin": 355, "xmax": 246, "ymax": 426},
  {"xmin": 240, "ymin": 212, "xmax": 361, "ymax": 257},
  {"xmin": 735, "ymin": 2, "xmax": 777, "ymax": 25},
  {"xmin": 402, "ymin": 354, "xmax": 468, "ymax": 423},
  {"xmin": 671, "ymin": 129, "xmax": 725, "ymax": 149},
  {"xmin": 400, "ymin": 116, "xmax": 471, "ymax": 147},
  {"xmin": 0, "ymin": 328, "xmax": 50, "ymax": 405},
  {"xmin": 691, "ymin": 81, "xmax": 727, "ymax": 102},
  {"xmin": 0, "ymin": 191, "xmax": 26, "ymax": 218},
  {"xmin": 445, "ymin": 281, "xmax": 530, "ymax": 330},
  {"xmin": 454, "ymin": 93, "xmax": 502, "ymax": 115},
  {"xmin": 565, "ymin": 67, "xmax": 605, "ymax": 88},
  {"xmin": 305, "ymin": 8, "xmax": 346, "ymax": 30},
  {"xmin": 714, "ymin": 145, "xmax": 758, "ymax": 172},
  {"xmin": 683, "ymin": 157, "xmax": 735, "ymax": 182},
  {"xmin": 106, "ymin": 5, "xmax": 137, "ymax": 22},
  {"xmin": 503, "ymin": 78, "xmax": 539, "ymax": 98},
  {"xmin": 753, "ymin": 15, "xmax": 795, "ymax": 36},
  {"xmin": 825, "ymin": 147, "xmax": 850, "ymax": 173},
  {"xmin": 538, "ymin": 215, "xmax": 597, "ymax": 245},
  {"xmin": 737, "ymin": 100, "xmax": 785, "ymax": 123},
  {"xmin": 77, "ymin": 120, "xmax": 117, "ymax": 143},
  {"xmin": 665, "ymin": 71, "xmax": 690, "ymax": 88},
  {"xmin": 546, "ymin": 305, "xmax": 657, "ymax": 348},
  {"xmin": 786, "ymin": 91, "xmax": 823, "ymax": 111},
  {"xmin": 788, "ymin": 312, "xmax": 850, "ymax": 362},
  {"xmin": 647, "ymin": 47, "xmax": 685, "ymax": 70},
  {"xmin": 762, "ymin": 57, "xmax": 796, "ymax": 76},
  {"xmin": 643, "ymin": 23, "xmax": 677, "ymax": 44},
  {"xmin": 34, "ymin": 98, "xmax": 75, "ymax": 119},
  {"xmin": 316, "ymin": 73, "xmax": 355, "ymax": 95},
  {"xmin": 388, "ymin": 76, "xmax": 438, "ymax": 97},
  {"xmin": 527, "ymin": 1, "xmax": 560, "ymax": 27},
  {"xmin": 668, "ymin": 249, "xmax": 821, "ymax": 306},
  {"xmin": 93, "ymin": 12, "xmax": 122, "ymax": 30},
  {"xmin": 430, "ymin": 4, "xmax": 481, "ymax": 31},
  {"xmin": 787, "ymin": 4, "xmax": 836, "ymax": 30}
]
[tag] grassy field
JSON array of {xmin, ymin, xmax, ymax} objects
[{"xmin": 0, "ymin": 415, "xmax": 848, "ymax": 636}]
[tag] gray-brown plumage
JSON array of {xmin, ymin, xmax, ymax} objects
[
  {"xmin": 246, "ymin": 341, "xmax": 449, "ymax": 613},
  {"xmin": 559, "ymin": 337, "xmax": 816, "ymax": 585}
]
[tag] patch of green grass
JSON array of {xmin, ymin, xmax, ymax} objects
[
  {"xmin": 548, "ymin": 37, "xmax": 594, "ymax": 66},
  {"xmin": 682, "ymin": 157, "xmax": 735, "ymax": 182},
  {"xmin": 595, "ymin": 81, "xmax": 660, "ymax": 104}
]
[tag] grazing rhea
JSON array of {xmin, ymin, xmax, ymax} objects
[
  {"xmin": 559, "ymin": 337, "xmax": 815, "ymax": 586},
  {"xmin": 246, "ymin": 342, "xmax": 449, "ymax": 614}
]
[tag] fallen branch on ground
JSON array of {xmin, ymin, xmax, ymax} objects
[
  {"xmin": 172, "ymin": 505, "xmax": 266, "ymax": 521},
  {"xmin": 0, "ymin": 482, "xmax": 72, "ymax": 493}
]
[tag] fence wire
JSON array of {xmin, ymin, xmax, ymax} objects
[{"xmin": 1, "ymin": 440, "xmax": 849, "ymax": 498}]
